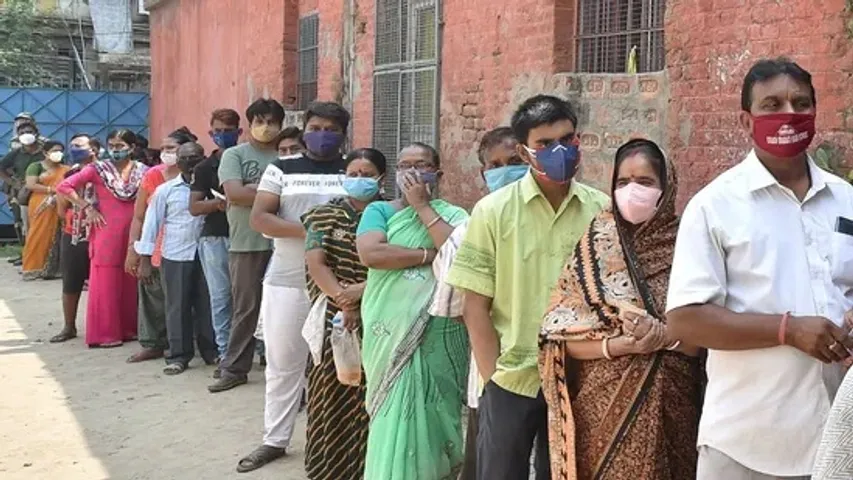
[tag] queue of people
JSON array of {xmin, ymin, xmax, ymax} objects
[{"xmin": 4, "ymin": 55, "xmax": 853, "ymax": 480}]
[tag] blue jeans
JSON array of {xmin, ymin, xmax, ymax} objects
[{"xmin": 198, "ymin": 236, "xmax": 232, "ymax": 357}]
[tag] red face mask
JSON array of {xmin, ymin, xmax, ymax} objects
[{"xmin": 751, "ymin": 113, "xmax": 816, "ymax": 158}]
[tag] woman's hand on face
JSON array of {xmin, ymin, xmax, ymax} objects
[
  {"xmin": 625, "ymin": 319, "xmax": 668, "ymax": 355},
  {"xmin": 401, "ymin": 171, "xmax": 431, "ymax": 210}
]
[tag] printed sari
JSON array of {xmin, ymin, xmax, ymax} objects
[
  {"xmin": 22, "ymin": 162, "xmax": 70, "ymax": 280},
  {"xmin": 539, "ymin": 154, "xmax": 702, "ymax": 480},
  {"xmin": 360, "ymin": 199, "xmax": 470, "ymax": 480}
]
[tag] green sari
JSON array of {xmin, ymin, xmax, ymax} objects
[{"xmin": 359, "ymin": 199, "xmax": 470, "ymax": 480}]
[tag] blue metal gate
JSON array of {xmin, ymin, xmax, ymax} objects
[{"xmin": 0, "ymin": 88, "xmax": 149, "ymax": 228}]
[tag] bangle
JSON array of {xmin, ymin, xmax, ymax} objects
[
  {"xmin": 426, "ymin": 216, "xmax": 442, "ymax": 229},
  {"xmin": 421, "ymin": 248, "xmax": 429, "ymax": 265},
  {"xmin": 778, "ymin": 311, "xmax": 791, "ymax": 345},
  {"xmin": 666, "ymin": 340, "xmax": 681, "ymax": 351},
  {"xmin": 602, "ymin": 338, "xmax": 614, "ymax": 360}
]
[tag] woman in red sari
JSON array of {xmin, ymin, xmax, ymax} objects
[{"xmin": 57, "ymin": 129, "xmax": 148, "ymax": 347}]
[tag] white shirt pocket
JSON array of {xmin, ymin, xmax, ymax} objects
[{"xmin": 830, "ymin": 231, "xmax": 853, "ymax": 287}]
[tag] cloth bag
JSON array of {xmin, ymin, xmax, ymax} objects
[{"xmin": 301, "ymin": 294, "xmax": 328, "ymax": 364}]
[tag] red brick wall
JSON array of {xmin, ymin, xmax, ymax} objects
[
  {"xmin": 440, "ymin": 0, "xmax": 569, "ymax": 206},
  {"xmin": 666, "ymin": 0, "xmax": 853, "ymax": 207},
  {"xmin": 148, "ymin": 0, "xmax": 294, "ymax": 152}
]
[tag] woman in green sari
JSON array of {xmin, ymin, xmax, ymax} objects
[{"xmin": 356, "ymin": 142, "xmax": 470, "ymax": 479}]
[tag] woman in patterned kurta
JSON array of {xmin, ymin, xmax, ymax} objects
[
  {"xmin": 539, "ymin": 139, "xmax": 703, "ymax": 480},
  {"xmin": 300, "ymin": 148, "xmax": 386, "ymax": 480}
]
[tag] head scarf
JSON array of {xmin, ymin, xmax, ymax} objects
[{"xmin": 539, "ymin": 139, "xmax": 679, "ymax": 479}]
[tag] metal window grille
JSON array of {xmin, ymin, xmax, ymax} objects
[
  {"xmin": 298, "ymin": 14, "xmax": 319, "ymax": 110},
  {"xmin": 576, "ymin": 0, "xmax": 665, "ymax": 73},
  {"xmin": 373, "ymin": 0, "xmax": 439, "ymax": 192}
]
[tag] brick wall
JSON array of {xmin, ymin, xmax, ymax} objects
[
  {"xmin": 666, "ymin": 0, "xmax": 853, "ymax": 207},
  {"xmin": 148, "ymin": 0, "xmax": 294, "ymax": 152}
]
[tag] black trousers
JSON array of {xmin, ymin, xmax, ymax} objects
[
  {"xmin": 161, "ymin": 257, "xmax": 217, "ymax": 366},
  {"xmin": 477, "ymin": 381, "xmax": 550, "ymax": 480}
]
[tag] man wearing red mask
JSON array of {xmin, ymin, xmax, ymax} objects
[{"xmin": 667, "ymin": 57, "xmax": 853, "ymax": 479}]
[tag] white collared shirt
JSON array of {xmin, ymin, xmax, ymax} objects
[
  {"xmin": 134, "ymin": 176, "xmax": 204, "ymax": 262},
  {"xmin": 667, "ymin": 150, "xmax": 853, "ymax": 476}
]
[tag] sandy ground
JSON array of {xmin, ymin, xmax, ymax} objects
[{"xmin": 0, "ymin": 262, "xmax": 308, "ymax": 480}]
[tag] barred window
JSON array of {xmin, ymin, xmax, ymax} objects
[
  {"xmin": 297, "ymin": 14, "xmax": 319, "ymax": 110},
  {"xmin": 373, "ymin": 0, "xmax": 439, "ymax": 192},
  {"xmin": 576, "ymin": 0, "xmax": 665, "ymax": 73}
]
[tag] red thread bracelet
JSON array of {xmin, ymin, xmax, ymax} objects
[{"xmin": 778, "ymin": 311, "xmax": 790, "ymax": 345}]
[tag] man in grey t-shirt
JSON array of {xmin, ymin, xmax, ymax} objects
[{"xmin": 208, "ymin": 98, "xmax": 283, "ymax": 393}]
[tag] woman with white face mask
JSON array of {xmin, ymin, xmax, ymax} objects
[
  {"xmin": 21, "ymin": 140, "xmax": 70, "ymax": 280},
  {"xmin": 539, "ymin": 139, "xmax": 703, "ymax": 480}
]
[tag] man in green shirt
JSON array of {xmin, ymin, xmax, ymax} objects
[
  {"xmin": 446, "ymin": 95, "xmax": 609, "ymax": 480},
  {"xmin": 209, "ymin": 98, "xmax": 283, "ymax": 393}
]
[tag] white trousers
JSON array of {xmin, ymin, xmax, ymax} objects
[{"xmin": 261, "ymin": 284, "xmax": 311, "ymax": 449}]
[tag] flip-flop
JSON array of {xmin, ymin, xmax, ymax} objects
[
  {"xmin": 236, "ymin": 445, "xmax": 286, "ymax": 473},
  {"xmin": 49, "ymin": 329, "xmax": 77, "ymax": 343},
  {"xmin": 89, "ymin": 341, "xmax": 122, "ymax": 349},
  {"xmin": 163, "ymin": 363, "xmax": 187, "ymax": 376}
]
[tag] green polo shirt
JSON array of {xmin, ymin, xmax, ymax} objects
[{"xmin": 446, "ymin": 171, "xmax": 609, "ymax": 398}]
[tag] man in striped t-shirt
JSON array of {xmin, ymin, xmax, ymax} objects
[{"xmin": 235, "ymin": 101, "xmax": 350, "ymax": 473}]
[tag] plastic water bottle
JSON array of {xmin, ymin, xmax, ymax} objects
[{"xmin": 331, "ymin": 311, "xmax": 344, "ymax": 330}]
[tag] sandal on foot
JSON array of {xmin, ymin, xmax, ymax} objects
[
  {"xmin": 50, "ymin": 329, "xmax": 77, "ymax": 343},
  {"xmin": 236, "ymin": 445, "xmax": 286, "ymax": 473},
  {"xmin": 89, "ymin": 341, "xmax": 122, "ymax": 348},
  {"xmin": 126, "ymin": 348, "xmax": 164, "ymax": 363},
  {"xmin": 163, "ymin": 363, "xmax": 187, "ymax": 375}
]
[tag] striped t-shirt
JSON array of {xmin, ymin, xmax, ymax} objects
[{"xmin": 257, "ymin": 154, "xmax": 346, "ymax": 288}]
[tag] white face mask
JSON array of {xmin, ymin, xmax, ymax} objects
[
  {"xmin": 19, "ymin": 133, "xmax": 36, "ymax": 146},
  {"xmin": 161, "ymin": 152, "xmax": 178, "ymax": 166},
  {"xmin": 48, "ymin": 151, "xmax": 64, "ymax": 163}
]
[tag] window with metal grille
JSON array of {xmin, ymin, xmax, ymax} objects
[
  {"xmin": 373, "ymin": 0, "xmax": 439, "ymax": 191},
  {"xmin": 297, "ymin": 14, "xmax": 319, "ymax": 110},
  {"xmin": 576, "ymin": 0, "xmax": 665, "ymax": 73}
]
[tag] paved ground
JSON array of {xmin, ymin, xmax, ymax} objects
[{"xmin": 0, "ymin": 262, "xmax": 308, "ymax": 480}]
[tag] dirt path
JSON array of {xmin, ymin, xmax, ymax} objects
[{"xmin": 0, "ymin": 262, "xmax": 308, "ymax": 480}]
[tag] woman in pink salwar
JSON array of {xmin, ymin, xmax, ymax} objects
[{"xmin": 57, "ymin": 129, "xmax": 148, "ymax": 347}]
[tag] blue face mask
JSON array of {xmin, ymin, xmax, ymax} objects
[
  {"xmin": 483, "ymin": 165, "xmax": 529, "ymax": 192},
  {"xmin": 343, "ymin": 177, "xmax": 380, "ymax": 201},
  {"xmin": 211, "ymin": 130, "xmax": 239, "ymax": 149},
  {"xmin": 69, "ymin": 146, "xmax": 91, "ymax": 163},
  {"xmin": 109, "ymin": 149, "xmax": 131, "ymax": 163},
  {"xmin": 526, "ymin": 141, "xmax": 580, "ymax": 184},
  {"xmin": 304, "ymin": 131, "xmax": 345, "ymax": 157}
]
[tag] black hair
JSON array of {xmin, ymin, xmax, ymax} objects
[
  {"xmin": 89, "ymin": 138, "xmax": 102, "ymax": 152},
  {"xmin": 478, "ymin": 127, "xmax": 517, "ymax": 164},
  {"xmin": 106, "ymin": 129, "xmax": 138, "ymax": 147},
  {"xmin": 43, "ymin": 140, "xmax": 64, "ymax": 152},
  {"xmin": 403, "ymin": 142, "xmax": 440, "ymax": 168},
  {"xmin": 210, "ymin": 108, "xmax": 241, "ymax": 127},
  {"xmin": 167, "ymin": 126, "xmax": 198, "ymax": 145},
  {"xmin": 346, "ymin": 148, "xmax": 387, "ymax": 175},
  {"xmin": 304, "ymin": 101, "xmax": 351, "ymax": 133},
  {"xmin": 246, "ymin": 98, "xmax": 286, "ymax": 125},
  {"xmin": 135, "ymin": 134, "xmax": 149, "ymax": 150},
  {"xmin": 510, "ymin": 95, "xmax": 578, "ymax": 146},
  {"xmin": 277, "ymin": 126, "xmax": 304, "ymax": 146},
  {"xmin": 16, "ymin": 121, "xmax": 37, "ymax": 134},
  {"xmin": 613, "ymin": 138, "xmax": 667, "ymax": 193},
  {"xmin": 741, "ymin": 57, "xmax": 816, "ymax": 112},
  {"xmin": 70, "ymin": 132, "xmax": 91, "ymax": 142}
]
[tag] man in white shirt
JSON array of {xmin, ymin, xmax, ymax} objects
[{"xmin": 667, "ymin": 57, "xmax": 853, "ymax": 480}]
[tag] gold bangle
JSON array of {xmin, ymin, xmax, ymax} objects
[
  {"xmin": 426, "ymin": 216, "xmax": 441, "ymax": 229},
  {"xmin": 602, "ymin": 338, "xmax": 614, "ymax": 360}
]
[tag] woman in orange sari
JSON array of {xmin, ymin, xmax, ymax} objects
[
  {"xmin": 539, "ymin": 139, "xmax": 703, "ymax": 480},
  {"xmin": 22, "ymin": 141, "xmax": 70, "ymax": 281}
]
